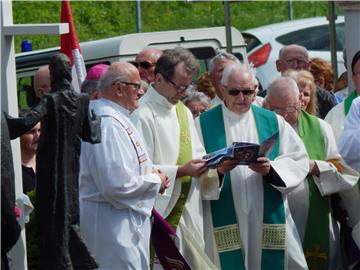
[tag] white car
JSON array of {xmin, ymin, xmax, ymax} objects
[{"xmin": 243, "ymin": 16, "xmax": 345, "ymax": 90}]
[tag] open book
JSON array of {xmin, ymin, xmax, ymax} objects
[{"xmin": 203, "ymin": 131, "xmax": 279, "ymax": 168}]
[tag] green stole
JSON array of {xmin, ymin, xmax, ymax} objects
[
  {"xmin": 200, "ymin": 105, "xmax": 285, "ymax": 270},
  {"xmin": 298, "ymin": 111, "xmax": 329, "ymax": 270},
  {"xmin": 166, "ymin": 101, "xmax": 192, "ymax": 230},
  {"xmin": 344, "ymin": 90, "xmax": 358, "ymax": 115},
  {"xmin": 343, "ymin": 92, "xmax": 360, "ymax": 195}
]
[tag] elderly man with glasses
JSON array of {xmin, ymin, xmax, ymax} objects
[
  {"xmin": 79, "ymin": 61, "xmax": 170, "ymax": 269},
  {"xmin": 132, "ymin": 48, "xmax": 163, "ymax": 84},
  {"xmin": 195, "ymin": 63, "xmax": 311, "ymax": 270},
  {"xmin": 134, "ymin": 47, "xmax": 225, "ymax": 269},
  {"xmin": 276, "ymin": 44, "xmax": 337, "ymax": 119},
  {"xmin": 264, "ymin": 77, "xmax": 358, "ymax": 270}
]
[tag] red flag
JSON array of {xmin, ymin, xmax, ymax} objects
[{"xmin": 60, "ymin": 0, "xmax": 86, "ymax": 92}]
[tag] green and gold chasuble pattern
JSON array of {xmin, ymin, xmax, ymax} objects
[{"xmin": 200, "ymin": 105, "xmax": 285, "ymax": 270}]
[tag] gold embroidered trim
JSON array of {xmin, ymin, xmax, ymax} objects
[
  {"xmin": 214, "ymin": 224, "xmax": 242, "ymax": 253},
  {"xmin": 262, "ymin": 223, "xmax": 286, "ymax": 249}
]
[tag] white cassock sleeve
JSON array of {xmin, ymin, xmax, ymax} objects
[
  {"xmin": 312, "ymin": 119, "xmax": 359, "ymax": 196},
  {"xmin": 268, "ymin": 116, "xmax": 310, "ymax": 194},
  {"xmin": 83, "ymin": 118, "xmax": 160, "ymax": 216},
  {"xmin": 339, "ymin": 97, "xmax": 360, "ymax": 172}
]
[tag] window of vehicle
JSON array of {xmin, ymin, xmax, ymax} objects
[
  {"xmin": 275, "ymin": 23, "xmax": 345, "ymax": 52},
  {"xmin": 242, "ymin": 33, "xmax": 262, "ymax": 53}
]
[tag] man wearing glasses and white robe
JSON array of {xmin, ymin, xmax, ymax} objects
[{"xmin": 79, "ymin": 62, "xmax": 169, "ymax": 269}]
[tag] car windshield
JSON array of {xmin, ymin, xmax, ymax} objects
[{"xmin": 275, "ymin": 22, "xmax": 345, "ymax": 51}]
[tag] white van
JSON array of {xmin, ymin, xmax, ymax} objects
[{"xmin": 16, "ymin": 26, "xmax": 247, "ymax": 107}]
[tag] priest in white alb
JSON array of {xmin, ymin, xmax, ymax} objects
[
  {"xmin": 79, "ymin": 62, "xmax": 169, "ymax": 269},
  {"xmin": 339, "ymin": 96, "xmax": 360, "ymax": 250},
  {"xmin": 133, "ymin": 48, "xmax": 222, "ymax": 269}
]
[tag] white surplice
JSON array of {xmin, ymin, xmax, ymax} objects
[
  {"xmin": 194, "ymin": 104, "xmax": 310, "ymax": 270},
  {"xmin": 133, "ymin": 85, "xmax": 220, "ymax": 269},
  {"xmin": 325, "ymin": 101, "xmax": 345, "ymax": 143},
  {"xmin": 339, "ymin": 96, "xmax": 360, "ymax": 248},
  {"xmin": 79, "ymin": 98, "xmax": 161, "ymax": 270},
  {"xmin": 288, "ymin": 117, "xmax": 359, "ymax": 269}
]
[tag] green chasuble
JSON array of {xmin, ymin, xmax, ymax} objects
[
  {"xmin": 166, "ymin": 101, "xmax": 193, "ymax": 230},
  {"xmin": 344, "ymin": 90, "xmax": 358, "ymax": 115},
  {"xmin": 200, "ymin": 105, "xmax": 285, "ymax": 270},
  {"xmin": 298, "ymin": 110, "xmax": 329, "ymax": 270}
]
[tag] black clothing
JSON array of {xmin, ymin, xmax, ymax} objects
[
  {"xmin": 316, "ymin": 86, "xmax": 337, "ymax": 119},
  {"xmin": 22, "ymin": 165, "xmax": 36, "ymax": 194},
  {"xmin": 8, "ymin": 54, "xmax": 101, "ymax": 270}
]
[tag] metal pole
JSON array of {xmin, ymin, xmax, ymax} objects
[
  {"xmin": 224, "ymin": 1, "xmax": 232, "ymax": 53},
  {"xmin": 136, "ymin": 0, "xmax": 141, "ymax": 33},
  {"xmin": 328, "ymin": 1, "xmax": 338, "ymax": 80},
  {"xmin": 288, "ymin": 0, "xmax": 293, "ymax": 20}
]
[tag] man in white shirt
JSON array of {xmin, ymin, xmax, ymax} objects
[
  {"xmin": 339, "ymin": 96, "xmax": 360, "ymax": 250},
  {"xmin": 134, "ymin": 47, "xmax": 222, "ymax": 269},
  {"xmin": 196, "ymin": 63, "xmax": 310, "ymax": 269},
  {"xmin": 79, "ymin": 62, "xmax": 169, "ymax": 269},
  {"xmin": 325, "ymin": 50, "xmax": 360, "ymax": 142}
]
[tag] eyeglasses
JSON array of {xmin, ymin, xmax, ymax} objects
[
  {"xmin": 284, "ymin": 58, "xmax": 308, "ymax": 66},
  {"xmin": 129, "ymin": 61, "xmax": 156, "ymax": 70},
  {"xmin": 273, "ymin": 106, "xmax": 300, "ymax": 114},
  {"xmin": 161, "ymin": 73, "xmax": 193, "ymax": 92},
  {"xmin": 114, "ymin": 80, "xmax": 141, "ymax": 90},
  {"xmin": 266, "ymin": 99, "xmax": 300, "ymax": 114},
  {"xmin": 224, "ymin": 87, "xmax": 256, "ymax": 97}
]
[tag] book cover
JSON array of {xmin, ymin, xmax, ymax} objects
[{"xmin": 203, "ymin": 131, "xmax": 279, "ymax": 168}]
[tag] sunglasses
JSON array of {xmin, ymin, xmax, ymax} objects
[
  {"xmin": 226, "ymin": 88, "xmax": 256, "ymax": 97},
  {"xmin": 129, "ymin": 61, "xmax": 156, "ymax": 70}
]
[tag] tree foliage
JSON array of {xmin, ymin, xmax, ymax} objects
[{"xmin": 13, "ymin": 1, "xmax": 340, "ymax": 53}]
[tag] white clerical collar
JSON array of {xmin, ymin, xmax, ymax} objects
[
  {"xmin": 222, "ymin": 103, "xmax": 251, "ymax": 121},
  {"xmin": 147, "ymin": 83, "xmax": 174, "ymax": 110},
  {"xmin": 100, "ymin": 98, "xmax": 132, "ymax": 118}
]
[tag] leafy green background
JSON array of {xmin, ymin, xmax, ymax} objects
[{"xmin": 13, "ymin": 1, "xmax": 341, "ymax": 53}]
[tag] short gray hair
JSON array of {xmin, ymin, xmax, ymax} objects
[
  {"xmin": 267, "ymin": 77, "xmax": 300, "ymax": 100},
  {"xmin": 208, "ymin": 52, "xmax": 239, "ymax": 75},
  {"xmin": 183, "ymin": 90, "xmax": 211, "ymax": 108},
  {"xmin": 98, "ymin": 70, "xmax": 128, "ymax": 93},
  {"xmin": 221, "ymin": 63, "xmax": 254, "ymax": 86},
  {"xmin": 278, "ymin": 44, "xmax": 309, "ymax": 60}
]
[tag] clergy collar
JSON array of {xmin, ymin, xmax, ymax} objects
[
  {"xmin": 147, "ymin": 84, "xmax": 175, "ymax": 110},
  {"xmin": 98, "ymin": 98, "xmax": 132, "ymax": 118},
  {"xmin": 222, "ymin": 103, "xmax": 251, "ymax": 121}
]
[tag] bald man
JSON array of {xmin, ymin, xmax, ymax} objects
[
  {"xmin": 79, "ymin": 62, "xmax": 169, "ymax": 269},
  {"xmin": 34, "ymin": 65, "xmax": 51, "ymax": 98},
  {"xmin": 265, "ymin": 77, "xmax": 358, "ymax": 270},
  {"xmin": 134, "ymin": 48, "xmax": 163, "ymax": 83}
]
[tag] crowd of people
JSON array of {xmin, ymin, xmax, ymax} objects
[{"xmin": 7, "ymin": 43, "xmax": 360, "ymax": 270}]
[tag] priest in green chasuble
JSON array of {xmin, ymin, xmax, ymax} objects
[
  {"xmin": 264, "ymin": 77, "xmax": 359, "ymax": 270},
  {"xmin": 195, "ymin": 63, "xmax": 310, "ymax": 269}
]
